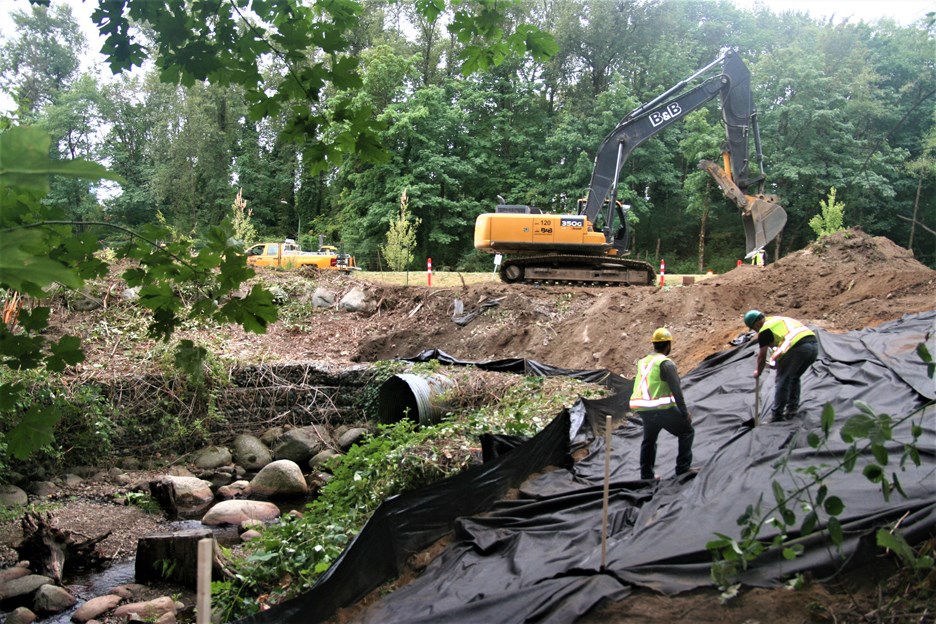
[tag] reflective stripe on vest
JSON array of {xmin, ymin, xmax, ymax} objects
[
  {"xmin": 629, "ymin": 353, "xmax": 675, "ymax": 410},
  {"xmin": 763, "ymin": 316, "xmax": 815, "ymax": 364}
]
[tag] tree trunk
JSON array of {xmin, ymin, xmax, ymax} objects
[
  {"xmin": 909, "ymin": 176, "xmax": 922, "ymax": 250},
  {"xmin": 17, "ymin": 513, "xmax": 111, "ymax": 583},
  {"xmin": 698, "ymin": 190, "xmax": 709, "ymax": 273},
  {"xmin": 136, "ymin": 529, "xmax": 217, "ymax": 589}
]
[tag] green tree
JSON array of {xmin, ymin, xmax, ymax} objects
[
  {"xmin": 809, "ymin": 187, "xmax": 846, "ymax": 239},
  {"xmin": 230, "ymin": 188, "xmax": 258, "ymax": 245},
  {"xmin": 381, "ymin": 189, "xmax": 420, "ymax": 271},
  {"xmin": 0, "ymin": 2, "xmax": 84, "ymax": 117}
]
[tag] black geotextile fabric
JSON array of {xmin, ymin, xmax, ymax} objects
[{"xmin": 239, "ymin": 311, "xmax": 935, "ymax": 624}]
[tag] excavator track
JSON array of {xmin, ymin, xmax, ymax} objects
[{"xmin": 499, "ymin": 255, "xmax": 656, "ymax": 286}]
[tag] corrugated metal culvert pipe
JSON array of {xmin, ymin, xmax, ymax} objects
[{"xmin": 377, "ymin": 373, "xmax": 454, "ymax": 426}]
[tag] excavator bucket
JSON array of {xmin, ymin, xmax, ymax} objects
[
  {"xmin": 698, "ymin": 159, "xmax": 787, "ymax": 255},
  {"xmin": 742, "ymin": 196, "xmax": 787, "ymax": 253}
]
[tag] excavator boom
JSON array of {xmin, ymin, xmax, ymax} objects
[
  {"xmin": 698, "ymin": 159, "xmax": 787, "ymax": 252},
  {"xmin": 474, "ymin": 50, "xmax": 787, "ymax": 285}
]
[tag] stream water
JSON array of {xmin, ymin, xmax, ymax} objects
[{"xmin": 1, "ymin": 519, "xmax": 243, "ymax": 622}]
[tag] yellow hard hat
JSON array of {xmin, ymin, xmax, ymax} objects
[{"xmin": 651, "ymin": 327, "xmax": 672, "ymax": 343}]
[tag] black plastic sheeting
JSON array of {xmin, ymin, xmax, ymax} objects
[
  {"xmin": 238, "ymin": 312, "xmax": 935, "ymax": 624},
  {"xmin": 401, "ymin": 348, "xmax": 632, "ymax": 394}
]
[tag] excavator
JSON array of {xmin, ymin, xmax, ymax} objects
[{"xmin": 473, "ymin": 50, "xmax": 787, "ymax": 285}]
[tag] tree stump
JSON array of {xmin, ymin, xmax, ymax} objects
[
  {"xmin": 135, "ymin": 529, "xmax": 216, "ymax": 589},
  {"xmin": 16, "ymin": 512, "xmax": 111, "ymax": 583}
]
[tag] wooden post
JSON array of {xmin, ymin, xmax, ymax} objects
[
  {"xmin": 196, "ymin": 538, "xmax": 213, "ymax": 624},
  {"xmin": 600, "ymin": 415, "xmax": 612, "ymax": 570}
]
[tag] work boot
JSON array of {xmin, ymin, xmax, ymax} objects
[{"xmin": 764, "ymin": 410, "xmax": 784, "ymax": 424}]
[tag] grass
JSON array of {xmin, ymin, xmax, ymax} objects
[
  {"xmin": 356, "ymin": 271, "xmax": 718, "ymax": 288},
  {"xmin": 357, "ymin": 271, "xmax": 497, "ymax": 287}
]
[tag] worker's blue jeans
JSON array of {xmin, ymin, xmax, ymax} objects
[
  {"xmin": 773, "ymin": 339, "xmax": 819, "ymax": 419},
  {"xmin": 639, "ymin": 407, "xmax": 694, "ymax": 480}
]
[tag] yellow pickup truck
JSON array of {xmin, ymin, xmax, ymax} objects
[{"xmin": 246, "ymin": 240, "xmax": 358, "ymax": 271}]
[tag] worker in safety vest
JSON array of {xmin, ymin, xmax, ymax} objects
[
  {"xmin": 744, "ymin": 310, "xmax": 819, "ymax": 423},
  {"xmin": 750, "ymin": 248, "xmax": 765, "ymax": 266},
  {"xmin": 629, "ymin": 327, "xmax": 694, "ymax": 480}
]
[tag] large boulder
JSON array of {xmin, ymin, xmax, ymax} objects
[
  {"xmin": 312, "ymin": 287, "xmax": 337, "ymax": 308},
  {"xmin": 217, "ymin": 480, "xmax": 252, "ymax": 500},
  {"xmin": 249, "ymin": 460, "xmax": 309, "ymax": 499},
  {"xmin": 308, "ymin": 449, "xmax": 339, "ymax": 470},
  {"xmin": 338, "ymin": 286, "xmax": 375, "ymax": 313},
  {"xmin": 193, "ymin": 446, "xmax": 233, "ymax": 469},
  {"xmin": 72, "ymin": 594, "xmax": 122, "ymax": 623},
  {"xmin": 0, "ymin": 485, "xmax": 28, "ymax": 508},
  {"xmin": 33, "ymin": 584, "xmax": 76, "ymax": 614},
  {"xmin": 113, "ymin": 596, "xmax": 179, "ymax": 620},
  {"xmin": 273, "ymin": 425, "xmax": 331, "ymax": 464},
  {"xmin": 4, "ymin": 606, "xmax": 36, "ymax": 624},
  {"xmin": 232, "ymin": 434, "xmax": 273, "ymax": 471},
  {"xmin": 0, "ymin": 574, "xmax": 52, "ymax": 608},
  {"xmin": 0, "ymin": 564, "xmax": 31, "ymax": 584},
  {"xmin": 150, "ymin": 476, "xmax": 214, "ymax": 517},
  {"xmin": 337, "ymin": 427, "xmax": 368, "ymax": 451},
  {"xmin": 201, "ymin": 500, "xmax": 281, "ymax": 526}
]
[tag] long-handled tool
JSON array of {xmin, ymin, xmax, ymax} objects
[{"xmin": 754, "ymin": 375, "xmax": 761, "ymax": 426}]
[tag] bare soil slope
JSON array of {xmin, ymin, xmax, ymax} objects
[
  {"xmin": 354, "ymin": 229, "xmax": 935, "ymax": 373},
  {"xmin": 61, "ymin": 227, "xmax": 934, "ymax": 385}
]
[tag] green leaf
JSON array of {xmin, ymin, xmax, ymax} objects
[
  {"xmin": 892, "ymin": 473, "xmax": 907, "ymax": 498},
  {"xmin": 6, "ymin": 404, "xmax": 61, "ymax": 459},
  {"xmin": 823, "ymin": 496, "xmax": 845, "ymax": 516},
  {"xmin": 800, "ymin": 510, "xmax": 818, "ymax": 535},
  {"xmin": 0, "ymin": 126, "xmax": 124, "ymax": 193},
  {"xmin": 876, "ymin": 529, "xmax": 915, "ymax": 564},
  {"xmin": 806, "ymin": 432, "xmax": 821, "ymax": 448},
  {"xmin": 827, "ymin": 517, "xmax": 844, "ymax": 546},
  {"xmin": 771, "ymin": 480, "xmax": 786, "ymax": 507},
  {"xmin": 871, "ymin": 443, "xmax": 889, "ymax": 466},
  {"xmin": 0, "ymin": 230, "xmax": 84, "ymax": 296},
  {"xmin": 840, "ymin": 413, "xmax": 874, "ymax": 442},
  {"xmin": 46, "ymin": 335, "xmax": 84, "ymax": 372},
  {"xmin": 217, "ymin": 284, "xmax": 277, "ymax": 334},
  {"xmin": 174, "ymin": 339, "xmax": 207, "ymax": 381},
  {"xmin": 820, "ymin": 403, "xmax": 835, "ymax": 436},
  {"xmin": 862, "ymin": 463, "xmax": 884, "ymax": 483},
  {"xmin": 842, "ymin": 446, "xmax": 859, "ymax": 472}
]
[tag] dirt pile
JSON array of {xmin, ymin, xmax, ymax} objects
[
  {"xmin": 57, "ymin": 228, "xmax": 934, "ymax": 382},
  {"xmin": 355, "ymin": 228, "xmax": 935, "ymax": 374}
]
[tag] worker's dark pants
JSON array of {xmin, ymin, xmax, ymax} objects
[
  {"xmin": 639, "ymin": 407, "xmax": 694, "ymax": 480},
  {"xmin": 773, "ymin": 339, "xmax": 819, "ymax": 419}
]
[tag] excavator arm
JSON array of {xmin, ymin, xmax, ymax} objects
[{"xmin": 580, "ymin": 50, "xmax": 786, "ymax": 255}]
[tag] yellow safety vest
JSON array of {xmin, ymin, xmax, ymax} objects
[
  {"xmin": 762, "ymin": 316, "xmax": 815, "ymax": 364},
  {"xmin": 629, "ymin": 353, "xmax": 676, "ymax": 411}
]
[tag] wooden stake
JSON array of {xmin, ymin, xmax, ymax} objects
[
  {"xmin": 600, "ymin": 415, "xmax": 612, "ymax": 570},
  {"xmin": 196, "ymin": 538, "xmax": 213, "ymax": 624}
]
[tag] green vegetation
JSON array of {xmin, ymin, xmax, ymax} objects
[
  {"xmin": 708, "ymin": 342, "xmax": 934, "ymax": 603},
  {"xmin": 808, "ymin": 188, "xmax": 846, "ymax": 240},
  {"xmin": 213, "ymin": 372, "xmax": 608, "ymax": 620},
  {"xmin": 381, "ymin": 190, "xmax": 422, "ymax": 272}
]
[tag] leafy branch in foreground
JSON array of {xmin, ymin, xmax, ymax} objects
[
  {"xmin": 708, "ymin": 341, "xmax": 934, "ymax": 600},
  {"xmin": 0, "ymin": 125, "xmax": 278, "ymax": 459}
]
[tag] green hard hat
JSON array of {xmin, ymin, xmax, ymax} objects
[{"xmin": 744, "ymin": 309, "xmax": 764, "ymax": 329}]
